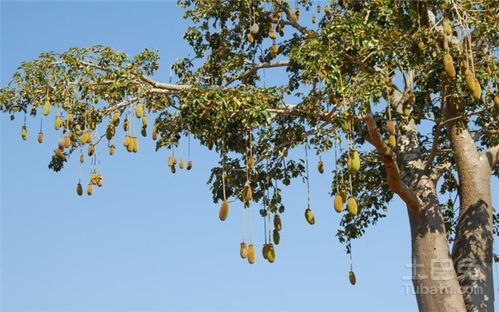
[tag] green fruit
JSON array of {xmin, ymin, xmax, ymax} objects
[
  {"xmin": 219, "ymin": 200, "xmax": 229, "ymax": 221},
  {"xmin": 267, "ymin": 244, "xmax": 275, "ymax": 263},
  {"xmin": 76, "ymin": 183, "xmax": 83, "ymax": 196},
  {"xmin": 273, "ymin": 214, "xmax": 282, "ymax": 231},
  {"xmin": 273, "ymin": 229, "xmax": 280, "ymax": 245},
  {"xmin": 334, "ymin": 194, "xmax": 343, "ymax": 213},
  {"xmin": 21, "ymin": 126, "xmax": 28, "ymax": 141},
  {"xmin": 348, "ymin": 197, "xmax": 358, "ymax": 215},
  {"xmin": 349, "ymin": 271, "xmax": 357, "ymax": 285},
  {"xmin": 305, "ymin": 208, "xmax": 315, "ymax": 225},
  {"xmin": 112, "ymin": 111, "xmax": 120, "ymax": 125},
  {"xmin": 135, "ymin": 103, "xmax": 144, "ymax": 118}
]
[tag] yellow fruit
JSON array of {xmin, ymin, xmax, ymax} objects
[
  {"xmin": 250, "ymin": 22, "xmax": 259, "ymax": 35},
  {"xmin": 305, "ymin": 208, "xmax": 315, "ymax": 225},
  {"xmin": 135, "ymin": 103, "xmax": 144, "ymax": 118},
  {"xmin": 403, "ymin": 104, "xmax": 411, "ymax": 117},
  {"xmin": 80, "ymin": 154, "xmax": 84, "ymax": 163},
  {"xmin": 131, "ymin": 137, "xmax": 138, "ymax": 153},
  {"xmin": 54, "ymin": 148, "xmax": 65, "ymax": 160},
  {"xmin": 123, "ymin": 135, "xmax": 131, "ymax": 148},
  {"xmin": 87, "ymin": 183, "xmax": 94, "ymax": 196},
  {"xmin": 349, "ymin": 151, "xmax": 360, "ymax": 174},
  {"xmin": 96, "ymin": 175, "xmax": 103, "ymax": 187},
  {"xmin": 112, "ymin": 111, "xmax": 120, "ymax": 125},
  {"xmin": 88, "ymin": 144, "xmax": 95, "ymax": 156},
  {"xmin": 273, "ymin": 214, "xmax": 282, "ymax": 231},
  {"xmin": 247, "ymin": 33, "xmax": 254, "ymax": 44},
  {"xmin": 109, "ymin": 145, "xmax": 116, "ymax": 155},
  {"xmin": 317, "ymin": 160, "xmax": 324, "ymax": 174},
  {"xmin": 37, "ymin": 132, "xmax": 44, "ymax": 143},
  {"xmin": 273, "ymin": 229, "xmax": 280, "ymax": 245},
  {"xmin": 388, "ymin": 134, "xmax": 397, "ymax": 148},
  {"xmin": 443, "ymin": 53, "xmax": 456, "ymax": 78},
  {"xmin": 247, "ymin": 244, "xmax": 256, "ymax": 264},
  {"xmin": 271, "ymin": 43, "xmax": 279, "ymax": 56},
  {"xmin": 387, "ymin": 120, "xmax": 396, "ymax": 134},
  {"xmin": 349, "ymin": 271, "xmax": 357, "ymax": 285},
  {"xmin": 334, "ymin": 194, "xmax": 343, "ymax": 213},
  {"xmin": 472, "ymin": 78, "xmax": 481, "ymax": 100},
  {"xmin": 54, "ymin": 116, "xmax": 63, "ymax": 130},
  {"xmin": 42, "ymin": 100, "xmax": 51, "ymax": 116},
  {"xmin": 186, "ymin": 160, "xmax": 193, "ymax": 170},
  {"xmin": 246, "ymin": 155, "xmax": 255, "ymax": 170},
  {"xmin": 76, "ymin": 183, "xmax": 83, "ymax": 196},
  {"xmin": 168, "ymin": 156, "xmax": 174, "ymax": 167},
  {"xmin": 141, "ymin": 116, "xmax": 148, "ymax": 127},
  {"xmin": 63, "ymin": 136, "xmax": 71, "ymax": 148},
  {"xmin": 348, "ymin": 197, "xmax": 358, "ymax": 215},
  {"xmin": 243, "ymin": 185, "xmax": 253, "ymax": 202},
  {"xmin": 268, "ymin": 30, "xmax": 277, "ymax": 40},
  {"xmin": 240, "ymin": 242, "xmax": 248, "ymax": 259},
  {"xmin": 494, "ymin": 95, "xmax": 499, "ymax": 107},
  {"xmin": 90, "ymin": 172, "xmax": 98, "ymax": 185},
  {"xmin": 21, "ymin": 126, "xmax": 28, "ymax": 141},
  {"xmin": 178, "ymin": 159, "xmax": 184, "ymax": 169},
  {"xmin": 151, "ymin": 127, "xmax": 158, "ymax": 140},
  {"xmin": 219, "ymin": 200, "xmax": 229, "ymax": 221},
  {"xmin": 85, "ymin": 131, "xmax": 93, "ymax": 144},
  {"xmin": 66, "ymin": 113, "xmax": 74, "ymax": 126}
]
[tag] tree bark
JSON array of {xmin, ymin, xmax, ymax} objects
[
  {"xmin": 446, "ymin": 112, "xmax": 495, "ymax": 312},
  {"xmin": 407, "ymin": 175, "xmax": 467, "ymax": 312}
]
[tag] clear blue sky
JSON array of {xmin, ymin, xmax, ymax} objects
[{"xmin": 1, "ymin": 1, "xmax": 497, "ymax": 312}]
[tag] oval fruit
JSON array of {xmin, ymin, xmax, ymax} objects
[
  {"xmin": 348, "ymin": 197, "xmax": 358, "ymax": 215},
  {"xmin": 76, "ymin": 183, "xmax": 83, "ymax": 196},
  {"xmin": 349, "ymin": 271, "xmax": 357, "ymax": 285},
  {"xmin": 247, "ymin": 244, "xmax": 256, "ymax": 264},
  {"xmin": 219, "ymin": 200, "xmax": 229, "ymax": 221},
  {"xmin": 305, "ymin": 208, "xmax": 315, "ymax": 225},
  {"xmin": 273, "ymin": 229, "xmax": 280, "ymax": 245},
  {"xmin": 334, "ymin": 194, "xmax": 343, "ymax": 213},
  {"xmin": 37, "ymin": 132, "xmax": 44, "ymax": 143},
  {"xmin": 240, "ymin": 242, "xmax": 248, "ymax": 259},
  {"xmin": 273, "ymin": 214, "xmax": 282, "ymax": 231}
]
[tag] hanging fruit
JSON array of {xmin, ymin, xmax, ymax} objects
[
  {"xmin": 186, "ymin": 160, "xmax": 193, "ymax": 170},
  {"xmin": 317, "ymin": 160, "xmax": 324, "ymax": 174},
  {"xmin": 273, "ymin": 214, "xmax": 282, "ymax": 231},
  {"xmin": 76, "ymin": 182, "xmax": 83, "ymax": 196},
  {"xmin": 347, "ymin": 197, "xmax": 358, "ymax": 215},
  {"xmin": 109, "ymin": 144, "xmax": 116, "ymax": 155},
  {"xmin": 443, "ymin": 53, "xmax": 456, "ymax": 78},
  {"xmin": 37, "ymin": 132, "xmax": 44, "ymax": 143},
  {"xmin": 334, "ymin": 194, "xmax": 343, "ymax": 213},
  {"xmin": 349, "ymin": 270, "xmax": 357, "ymax": 285},
  {"xmin": 54, "ymin": 116, "xmax": 63, "ymax": 130},
  {"xmin": 135, "ymin": 103, "xmax": 144, "ymax": 118},
  {"xmin": 240, "ymin": 242, "xmax": 248, "ymax": 259},
  {"xmin": 219, "ymin": 200, "xmax": 229, "ymax": 221},
  {"xmin": 273, "ymin": 229, "xmax": 280, "ymax": 245},
  {"xmin": 21, "ymin": 125, "xmax": 28, "ymax": 141},
  {"xmin": 87, "ymin": 183, "xmax": 94, "ymax": 196},
  {"xmin": 247, "ymin": 244, "xmax": 256, "ymax": 264},
  {"xmin": 243, "ymin": 184, "xmax": 253, "ymax": 203},
  {"xmin": 304, "ymin": 208, "xmax": 315, "ymax": 225}
]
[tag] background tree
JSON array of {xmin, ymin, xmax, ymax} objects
[{"xmin": 1, "ymin": 1, "xmax": 498, "ymax": 311}]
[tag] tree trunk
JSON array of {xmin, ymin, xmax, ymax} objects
[
  {"xmin": 447, "ymin": 117, "xmax": 495, "ymax": 312},
  {"xmin": 407, "ymin": 175, "xmax": 467, "ymax": 312}
]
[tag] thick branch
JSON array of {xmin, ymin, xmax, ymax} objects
[
  {"xmin": 225, "ymin": 61, "xmax": 289, "ymax": 86},
  {"xmin": 483, "ymin": 145, "xmax": 499, "ymax": 171},
  {"xmin": 364, "ymin": 113, "xmax": 421, "ymax": 215}
]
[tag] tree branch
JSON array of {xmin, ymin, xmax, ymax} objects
[
  {"xmin": 225, "ymin": 61, "xmax": 289, "ymax": 86},
  {"xmin": 364, "ymin": 113, "xmax": 421, "ymax": 216},
  {"xmin": 483, "ymin": 145, "xmax": 499, "ymax": 171}
]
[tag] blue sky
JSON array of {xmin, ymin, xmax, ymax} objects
[{"xmin": 1, "ymin": 1, "xmax": 497, "ymax": 312}]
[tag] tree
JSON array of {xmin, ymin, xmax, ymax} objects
[{"xmin": 1, "ymin": 1, "xmax": 497, "ymax": 311}]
